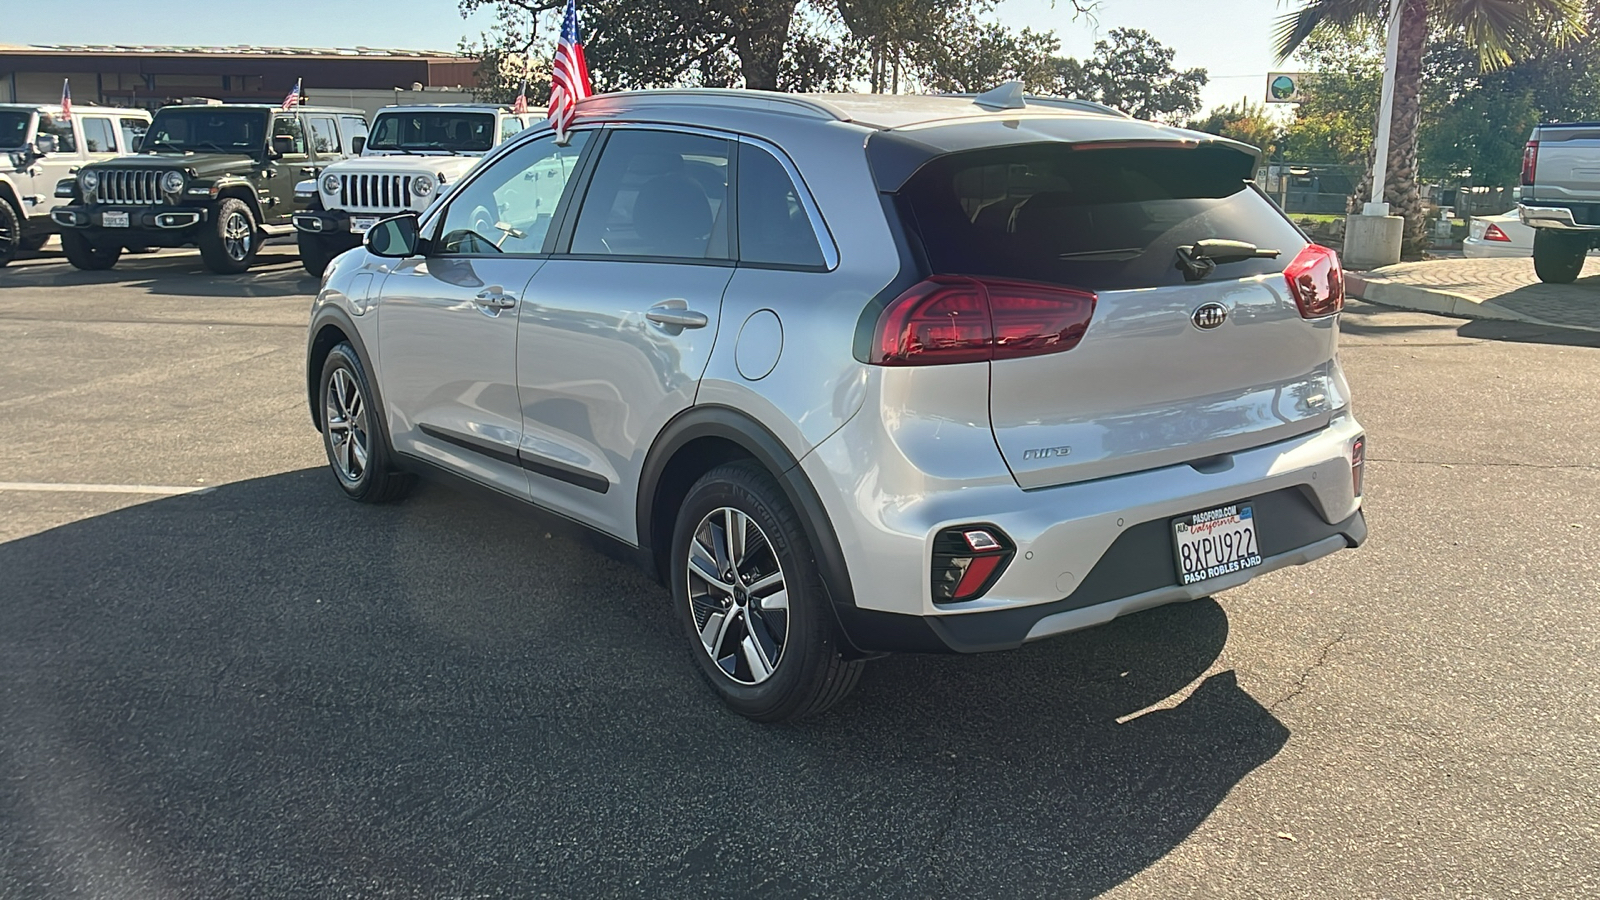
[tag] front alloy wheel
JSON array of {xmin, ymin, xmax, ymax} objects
[
  {"xmin": 317, "ymin": 342, "xmax": 413, "ymax": 503},
  {"xmin": 222, "ymin": 210, "xmax": 253, "ymax": 262},
  {"xmin": 688, "ymin": 507, "xmax": 790, "ymax": 684},
  {"xmin": 324, "ymin": 367, "xmax": 370, "ymax": 485}
]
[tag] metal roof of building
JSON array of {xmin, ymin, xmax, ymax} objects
[{"xmin": 0, "ymin": 44, "xmax": 467, "ymax": 60}]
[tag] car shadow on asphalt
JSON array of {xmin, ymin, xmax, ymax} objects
[
  {"xmin": 0, "ymin": 469, "xmax": 1287, "ymax": 899},
  {"xmin": 1342, "ymin": 299, "xmax": 1600, "ymax": 348},
  {"xmin": 0, "ymin": 246, "xmax": 315, "ymax": 299}
]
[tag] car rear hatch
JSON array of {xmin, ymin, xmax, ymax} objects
[{"xmin": 877, "ymin": 126, "xmax": 1340, "ymax": 489}]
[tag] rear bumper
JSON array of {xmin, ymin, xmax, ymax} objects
[
  {"xmin": 836, "ymin": 498, "xmax": 1365, "ymax": 654},
  {"xmin": 1462, "ymin": 237, "xmax": 1529, "ymax": 258},
  {"xmin": 1520, "ymin": 203, "xmax": 1600, "ymax": 233}
]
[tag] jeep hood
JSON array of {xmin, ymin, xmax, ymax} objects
[
  {"xmin": 86, "ymin": 153, "xmax": 262, "ymax": 178},
  {"xmin": 332, "ymin": 155, "xmax": 481, "ymax": 178}
]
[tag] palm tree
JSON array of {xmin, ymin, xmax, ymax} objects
[{"xmin": 1275, "ymin": 0, "xmax": 1587, "ymax": 256}]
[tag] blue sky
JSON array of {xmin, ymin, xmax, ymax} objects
[{"xmin": 6, "ymin": 0, "xmax": 1285, "ymax": 114}]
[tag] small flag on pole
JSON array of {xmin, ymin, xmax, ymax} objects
[
  {"xmin": 512, "ymin": 75, "xmax": 529, "ymax": 115},
  {"xmin": 548, "ymin": 0, "xmax": 593, "ymax": 143},
  {"xmin": 281, "ymin": 78, "xmax": 302, "ymax": 111},
  {"xmin": 60, "ymin": 79, "xmax": 72, "ymax": 121}
]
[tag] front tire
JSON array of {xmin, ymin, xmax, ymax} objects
[
  {"xmin": 0, "ymin": 200, "xmax": 21, "ymax": 267},
  {"xmin": 198, "ymin": 198, "xmax": 260, "ymax": 274},
  {"xmin": 319, "ymin": 342, "xmax": 414, "ymax": 503},
  {"xmin": 59, "ymin": 229, "xmax": 122, "ymax": 270},
  {"xmin": 20, "ymin": 233, "xmax": 50, "ymax": 254},
  {"xmin": 672, "ymin": 461, "xmax": 864, "ymax": 722},
  {"xmin": 1533, "ymin": 230, "xmax": 1589, "ymax": 284}
]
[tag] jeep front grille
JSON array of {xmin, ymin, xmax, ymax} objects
[
  {"xmin": 97, "ymin": 169, "xmax": 164, "ymax": 205},
  {"xmin": 337, "ymin": 174, "xmax": 415, "ymax": 213}
]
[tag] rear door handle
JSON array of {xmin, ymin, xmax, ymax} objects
[
  {"xmin": 645, "ymin": 298, "xmax": 708, "ymax": 330},
  {"xmin": 474, "ymin": 286, "xmax": 517, "ymax": 310}
]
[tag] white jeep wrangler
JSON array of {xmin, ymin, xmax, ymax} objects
[
  {"xmin": 291, "ymin": 104, "xmax": 534, "ymax": 275},
  {"xmin": 1, "ymin": 103, "xmax": 151, "ymax": 266}
]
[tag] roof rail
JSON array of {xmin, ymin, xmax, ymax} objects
[
  {"xmin": 579, "ymin": 88, "xmax": 848, "ymax": 122},
  {"xmin": 941, "ymin": 83, "xmax": 1132, "ymax": 119}
]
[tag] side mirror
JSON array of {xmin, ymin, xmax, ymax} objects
[
  {"xmin": 271, "ymin": 135, "xmax": 297, "ymax": 156},
  {"xmin": 351, "ymin": 136, "xmax": 366, "ymax": 155},
  {"xmin": 364, "ymin": 214, "xmax": 421, "ymax": 258},
  {"xmin": 34, "ymin": 134, "xmax": 57, "ymax": 155}
]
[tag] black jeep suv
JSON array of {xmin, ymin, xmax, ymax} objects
[{"xmin": 53, "ymin": 101, "xmax": 366, "ymax": 274}]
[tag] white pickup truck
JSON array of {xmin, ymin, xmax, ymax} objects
[
  {"xmin": 291, "ymin": 103, "xmax": 534, "ymax": 275},
  {"xmin": 1519, "ymin": 122, "xmax": 1600, "ymax": 283}
]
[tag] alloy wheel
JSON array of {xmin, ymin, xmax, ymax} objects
[
  {"xmin": 223, "ymin": 211, "xmax": 252, "ymax": 261},
  {"xmin": 324, "ymin": 368, "xmax": 369, "ymax": 483},
  {"xmin": 686, "ymin": 507, "xmax": 790, "ymax": 685}
]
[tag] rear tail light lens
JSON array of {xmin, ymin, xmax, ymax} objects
[
  {"xmin": 1521, "ymin": 141, "xmax": 1538, "ymax": 186},
  {"xmin": 1483, "ymin": 223, "xmax": 1512, "ymax": 242},
  {"xmin": 1284, "ymin": 244, "xmax": 1344, "ymax": 318},
  {"xmin": 931, "ymin": 525, "xmax": 1014, "ymax": 602},
  {"xmin": 1351, "ymin": 434, "xmax": 1365, "ymax": 496},
  {"xmin": 871, "ymin": 275, "xmax": 1097, "ymax": 366}
]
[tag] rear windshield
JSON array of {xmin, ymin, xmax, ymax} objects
[{"xmin": 898, "ymin": 144, "xmax": 1304, "ymax": 292}]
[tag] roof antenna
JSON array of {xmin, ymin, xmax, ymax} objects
[{"xmin": 972, "ymin": 81, "xmax": 1027, "ymax": 111}]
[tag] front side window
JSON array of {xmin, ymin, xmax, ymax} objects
[
  {"xmin": 37, "ymin": 114, "xmax": 76, "ymax": 153},
  {"xmin": 143, "ymin": 109, "xmax": 267, "ymax": 154},
  {"xmin": 368, "ymin": 112, "xmax": 496, "ymax": 153},
  {"xmin": 436, "ymin": 131, "xmax": 591, "ymax": 255},
  {"xmin": 81, "ymin": 117, "xmax": 118, "ymax": 153},
  {"xmin": 119, "ymin": 117, "xmax": 149, "ymax": 152},
  {"xmin": 570, "ymin": 129, "xmax": 732, "ymax": 260},
  {"xmin": 738, "ymin": 144, "xmax": 826, "ymax": 268},
  {"xmin": 306, "ymin": 116, "xmax": 339, "ymax": 155},
  {"xmin": 272, "ymin": 116, "xmax": 306, "ymax": 156}
]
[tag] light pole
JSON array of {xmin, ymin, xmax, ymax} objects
[{"xmin": 1344, "ymin": 0, "xmax": 1407, "ymax": 268}]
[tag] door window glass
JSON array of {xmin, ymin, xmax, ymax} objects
[
  {"xmin": 81, "ymin": 117, "xmax": 118, "ymax": 153},
  {"xmin": 500, "ymin": 116, "xmax": 525, "ymax": 142},
  {"xmin": 738, "ymin": 144, "xmax": 826, "ymax": 268},
  {"xmin": 271, "ymin": 115, "xmax": 306, "ymax": 156},
  {"xmin": 306, "ymin": 116, "xmax": 339, "ymax": 155},
  {"xmin": 119, "ymin": 117, "xmax": 149, "ymax": 152},
  {"xmin": 570, "ymin": 130, "xmax": 732, "ymax": 260},
  {"xmin": 340, "ymin": 116, "xmax": 369, "ymax": 154},
  {"xmin": 37, "ymin": 114, "xmax": 76, "ymax": 153},
  {"xmin": 436, "ymin": 131, "xmax": 590, "ymax": 255}
]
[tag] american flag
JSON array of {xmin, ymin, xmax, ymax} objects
[
  {"xmin": 60, "ymin": 79, "xmax": 72, "ymax": 121},
  {"xmin": 512, "ymin": 76, "xmax": 529, "ymax": 115},
  {"xmin": 548, "ymin": 0, "xmax": 592, "ymax": 143},
  {"xmin": 281, "ymin": 78, "xmax": 302, "ymax": 112}
]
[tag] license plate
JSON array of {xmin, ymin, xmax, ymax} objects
[
  {"xmin": 1173, "ymin": 504, "xmax": 1262, "ymax": 586},
  {"xmin": 102, "ymin": 211, "xmax": 129, "ymax": 228},
  {"xmin": 350, "ymin": 216, "xmax": 379, "ymax": 234}
]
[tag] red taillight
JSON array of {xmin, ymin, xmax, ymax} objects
[
  {"xmin": 1483, "ymin": 223, "xmax": 1512, "ymax": 242},
  {"xmin": 1351, "ymin": 434, "xmax": 1365, "ymax": 496},
  {"xmin": 1284, "ymin": 244, "xmax": 1344, "ymax": 319},
  {"xmin": 1521, "ymin": 141, "xmax": 1539, "ymax": 186},
  {"xmin": 931, "ymin": 526, "xmax": 1014, "ymax": 602},
  {"xmin": 871, "ymin": 275, "xmax": 1097, "ymax": 366}
]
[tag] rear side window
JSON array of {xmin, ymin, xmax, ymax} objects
[
  {"xmin": 306, "ymin": 116, "xmax": 339, "ymax": 155},
  {"xmin": 899, "ymin": 145, "xmax": 1304, "ymax": 292},
  {"xmin": 570, "ymin": 129, "xmax": 732, "ymax": 261},
  {"xmin": 738, "ymin": 144, "xmax": 825, "ymax": 268},
  {"xmin": 81, "ymin": 117, "xmax": 118, "ymax": 153},
  {"xmin": 340, "ymin": 116, "xmax": 368, "ymax": 154},
  {"xmin": 119, "ymin": 117, "xmax": 148, "ymax": 151}
]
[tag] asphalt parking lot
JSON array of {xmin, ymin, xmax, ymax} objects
[{"xmin": 2, "ymin": 243, "xmax": 1598, "ymax": 899}]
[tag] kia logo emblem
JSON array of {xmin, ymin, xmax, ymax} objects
[{"xmin": 1191, "ymin": 302, "xmax": 1228, "ymax": 330}]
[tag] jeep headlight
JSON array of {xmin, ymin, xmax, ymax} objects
[
  {"xmin": 322, "ymin": 173, "xmax": 341, "ymax": 194},
  {"xmin": 410, "ymin": 173, "xmax": 436, "ymax": 197},
  {"xmin": 161, "ymin": 170, "xmax": 185, "ymax": 194},
  {"xmin": 79, "ymin": 170, "xmax": 99, "ymax": 193}
]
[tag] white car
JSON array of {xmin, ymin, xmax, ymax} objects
[
  {"xmin": 1463, "ymin": 211, "xmax": 1534, "ymax": 258},
  {"xmin": 291, "ymin": 104, "xmax": 534, "ymax": 275}
]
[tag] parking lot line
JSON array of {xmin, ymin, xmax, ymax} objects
[{"xmin": 0, "ymin": 481, "xmax": 214, "ymax": 496}]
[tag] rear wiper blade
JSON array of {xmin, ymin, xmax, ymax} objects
[
  {"xmin": 1175, "ymin": 239, "xmax": 1280, "ymax": 282},
  {"xmin": 1059, "ymin": 247, "xmax": 1144, "ymax": 262}
]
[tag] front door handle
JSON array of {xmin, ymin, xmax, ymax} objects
[
  {"xmin": 474, "ymin": 286, "xmax": 517, "ymax": 310},
  {"xmin": 645, "ymin": 298, "xmax": 709, "ymax": 330},
  {"xmin": 300, "ymin": 166, "xmax": 317, "ymax": 176}
]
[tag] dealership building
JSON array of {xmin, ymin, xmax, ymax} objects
[{"xmin": 0, "ymin": 44, "xmax": 482, "ymax": 118}]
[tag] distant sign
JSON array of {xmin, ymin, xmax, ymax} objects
[{"xmin": 1266, "ymin": 73, "xmax": 1309, "ymax": 103}]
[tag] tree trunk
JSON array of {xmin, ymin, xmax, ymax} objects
[
  {"xmin": 1387, "ymin": 0, "xmax": 1429, "ymax": 256},
  {"xmin": 732, "ymin": 0, "xmax": 796, "ymax": 91}
]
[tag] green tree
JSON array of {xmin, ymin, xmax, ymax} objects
[
  {"xmin": 1189, "ymin": 101, "xmax": 1282, "ymax": 156},
  {"xmin": 1275, "ymin": 0, "xmax": 1588, "ymax": 256},
  {"xmin": 1074, "ymin": 28, "xmax": 1207, "ymax": 122}
]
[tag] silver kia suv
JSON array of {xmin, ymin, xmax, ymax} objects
[{"xmin": 306, "ymin": 85, "xmax": 1367, "ymax": 722}]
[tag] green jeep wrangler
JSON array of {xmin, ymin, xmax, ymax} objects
[{"xmin": 53, "ymin": 101, "xmax": 367, "ymax": 274}]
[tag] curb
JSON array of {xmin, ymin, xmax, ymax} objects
[{"xmin": 1347, "ymin": 272, "xmax": 1600, "ymax": 334}]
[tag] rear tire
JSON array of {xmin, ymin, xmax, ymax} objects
[
  {"xmin": 0, "ymin": 200, "xmax": 20, "ymax": 267},
  {"xmin": 60, "ymin": 229, "xmax": 122, "ymax": 270},
  {"xmin": 318, "ymin": 342, "xmax": 414, "ymax": 503},
  {"xmin": 1533, "ymin": 230, "xmax": 1588, "ymax": 284},
  {"xmin": 20, "ymin": 233, "xmax": 50, "ymax": 254},
  {"xmin": 198, "ymin": 198, "xmax": 260, "ymax": 274},
  {"xmin": 671, "ymin": 460, "xmax": 864, "ymax": 722}
]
